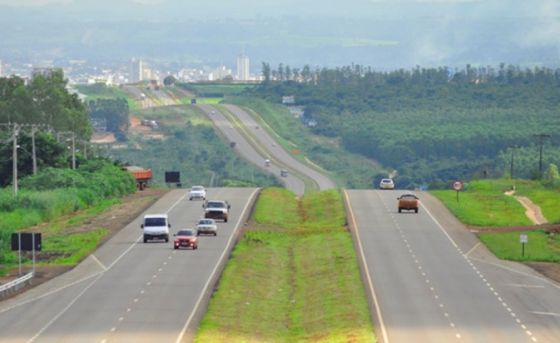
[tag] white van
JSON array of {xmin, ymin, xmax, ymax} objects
[{"xmin": 141, "ymin": 214, "xmax": 170, "ymax": 243}]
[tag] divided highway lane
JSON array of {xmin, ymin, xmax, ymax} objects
[
  {"xmin": 223, "ymin": 104, "xmax": 336, "ymax": 191},
  {"xmin": 345, "ymin": 189, "xmax": 560, "ymax": 343},
  {"xmin": 197, "ymin": 104, "xmax": 306, "ymax": 195},
  {"xmin": 0, "ymin": 187, "xmax": 258, "ymax": 343}
]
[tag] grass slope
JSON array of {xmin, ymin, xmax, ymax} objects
[
  {"xmin": 229, "ymin": 96, "xmax": 384, "ymax": 189},
  {"xmin": 432, "ymin": 178, "xmax": 560, "ymax": 262},
  {"xmin": 196, "ymin": 188, "xmax": 375, "ymax": 342},
  {"xmin": 431, "ymin": 179, "xmax": 532, "ymax": 227}
]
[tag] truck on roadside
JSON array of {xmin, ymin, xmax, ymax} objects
[{"xmin": 122, "ymin": 166, "xmax": 152, "ymax": 190}]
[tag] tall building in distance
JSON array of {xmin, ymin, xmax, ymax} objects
[
  {"xmin": 236, "ymin": 54, "xmax": 250, "ymax": 81},
  {"xmin": 0, "ymin": 60, "xmax": 3, "ymax": 77},
  {"xmin": 129, "ymin": 58, "xmax": 144, "ymax": 83}
]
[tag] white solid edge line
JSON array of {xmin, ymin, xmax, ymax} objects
[
  {"xmin": 175, "ymin": 188, "xmax": 260, "ymax": 343},
  {"xmin": 1, "ymin": 192, "xmax": 185, "ymax": 315},
  {"xmin": 344, "ymin": 190, "xmax": 390, "ymax": 343},
  {"xmin": 27, "ymin": 274, "xmax": 103, "ymax": 343},
  {"xmin": 422, "ymin": 204, "xmax": 459, "ymax": 248}
]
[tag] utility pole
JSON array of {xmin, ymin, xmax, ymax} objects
[
  {"xmin": 57, "ymin": 131, "xmax": 77, "ymax": 169},
  {"xmin": 31, "ymin": 126, "xmax": 38, "ymax": 175},
  {"xmin": 71, "ymin": 132, "xmax": 76, "ymax": 170},
  {"xmin": 510, "ymin": 145, "xmax": 519, "ymax": 179},
  {"xmin": 534, "ymin": 134, "xmax": 551, "ymax": 177},
  {"xmin": 12, "ymin": 123, "xmax": 19, "ymax": 197}
]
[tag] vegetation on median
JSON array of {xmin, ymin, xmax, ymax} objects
[
  {"xmin": 195, "ymin": 188, "xmax": 375, "ymax": 342},
  {"xmin": 229, "ymin": 96, "xmax": 384, "ymax": 188}
]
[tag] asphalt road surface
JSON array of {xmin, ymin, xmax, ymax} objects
[
  {"xmin": 345, "ymin": 189, "xmax": 560, "ymax": 343},
  {"xmin": 197, "ymin": 104, "xmax": 307, "ymax": 195},
  {"xmin": 0, "ymin": 188, "xmax": 258, "ymax": 343},
  {"xmin": 222, "ymin": 104, "xmax": 336, "ymax": 191}
]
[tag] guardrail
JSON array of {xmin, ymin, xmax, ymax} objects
[{"xmin": 0, "ymin": 272, "xmax": 33, "ymax": 298}]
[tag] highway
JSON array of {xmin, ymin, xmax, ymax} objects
[
  {"xmin": 345, "ymin": 189, "xmax": 560, "ymax": 343},
  {"xmin": 222, "ymin": 104, "xmax": 336, "ymax": 191},
  {"xmin": 197, "ymin": 104, "xmax": 307, "ymax": 195},
  {"xmin": 0, "ymin": 188, "xmax": 258, "ymax": 343}
]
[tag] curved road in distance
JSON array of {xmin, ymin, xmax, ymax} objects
[
  {"xmin": 345, "ymin": 189, "xmax": 560, "ymax": 343},
  {"xmin": 0, "ymin": 188, "xmax": 258, "ymax": 343},
  {"xmin": 222, "ymin": 104, "xmax": 336, "ymax": 191},
  {"xmin": 197, "ymin": 104, "xmax": 306, "ymax": 195}
]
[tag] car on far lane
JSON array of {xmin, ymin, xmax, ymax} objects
[
  {"xmin": 188, "ymin": 185, "xmax": 206, "ymax": 201},
  {"xmin": 397, "ymin": 193, "xmax": 420, "ymax": 213},
  {"xmin": 196, "ymin": 218, "xmax": 218, "ymax": 236},
  {"xmin": 379, "ymin": 178, "xmax": 395, "ymax": 190},
  {"xmin": 173, "ymin": 228, "xmax": 198, "ymax": 250}
]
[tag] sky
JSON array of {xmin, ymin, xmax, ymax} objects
[{"xmin": 0, "ymin": 0, "xmax": 558, "ymax": 69}]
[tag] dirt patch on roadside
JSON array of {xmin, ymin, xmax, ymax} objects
[{"xmin": 0, "ymin": 187, "xmax": 169, "ymax": 297}]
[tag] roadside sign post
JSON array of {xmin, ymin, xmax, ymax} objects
[
  {"xmin": 18, "ymin": 233, "xmax": 21, "ymax": 276},
  {"xmin": 452, "ymin": 181, "xmax": 463, "ymax": 202},
  {"xmin": 520, "ymin": 234, "xmax": 528, "ymax": 257}
]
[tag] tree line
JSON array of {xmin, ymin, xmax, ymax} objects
[
  {"xmin": 0, "ymin": 71, "xmax": 130, "ymax": 187},
  {"xmin": 251, "ymin": 63, "xmax": 560, "ymax": 188}
]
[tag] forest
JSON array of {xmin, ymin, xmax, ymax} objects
[{"xmin": 250, "ymin": 64, "xmax": 560, "ymax": 188}]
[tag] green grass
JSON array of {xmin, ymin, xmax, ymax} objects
[
  {"xmin": 229, "ymin": 97, "xmax": 384, "ymax": 189},
  {"xmin": 42, "ymin": 228, "xmax": 109, "ymax": 265},
  {"xmin": 216, "ymin": 104, "xmax": 320, "ymax": 192},
  {"xmin": 75, "ymin": 84, "xmax": 139, "ymax": 111},
  {"xmin": 431, "ymin": 179, "xmax": 532, "ymax": 227},
  {"xmin": 479, "ymin": 230, "xmax": 560, "ymax": 262},
  {"xmin": 195, "ymin": 188, "xmax": 375, "ymax": 343},
  {"xmin": 2, "ymin": 198, "xmax": 121, "ymax": 272},
  {"xmin": 196, "ymin": 97, "xmax": 223, "ymax": 104},
  {"xmin": 512, "ymin": 180, "xmax": 560, "ymax": 224},
  {"xmin": 181, "ymin": 83, "xmax": 252, "ymax": 97}
]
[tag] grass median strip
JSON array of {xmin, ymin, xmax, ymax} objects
[
  {"xmin": 216, "ymin": 105, "xmax": 321, "ymax": 192},
  {"xmin": 195, "ymin": 188, "xmax": 375, "ymax": 342}
]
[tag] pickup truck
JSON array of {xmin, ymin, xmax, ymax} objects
[
  {"xmin": 397, "ymin": 193, "xmax": 419, "ymax": 213},
  {"xmin": 203, "ymin": 200, "xmax": 231, "ymax": 222}
]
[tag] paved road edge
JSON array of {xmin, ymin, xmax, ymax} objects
[
  {"xmin": 342, "ymin": 190, "xmax": 389, "ymax": 343},
  {"xmin": 177, "ymin": 188, "xmax": 261, "ymax": 343}
]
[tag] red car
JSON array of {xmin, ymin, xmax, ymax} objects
[{"xmin": 173, "ymin": 229, "xmax": 198, "ymax": 250}]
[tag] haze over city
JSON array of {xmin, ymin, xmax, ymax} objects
[{"xmin": 0, "ymin": 0, "xmax": 559, "ymax": 72}]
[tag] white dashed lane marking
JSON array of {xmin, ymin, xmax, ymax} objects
[
  {"xmin": 378, "ymin": 191, "xmax": 540, "ymax": 342},
  {"xmin": 102, "ymin": 252, "xmax": 173, "ymax": 342}
]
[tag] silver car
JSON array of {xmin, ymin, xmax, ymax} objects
[
  {"xmin": 379, "ymin": 178, "xmax": 395, "ymax": 190},
  {"xmin": 196, "ymin": 218, "xmax": 218, "ymax": 236},
  {"xmin": 188, "ymin": 185, "xmax": 206, "ymax": 201}
]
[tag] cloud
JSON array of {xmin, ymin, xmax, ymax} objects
[
  {"xmin": 0, "ymin": 0, "xmax": 72, "ymax": 6},
  {"xmin": 518, "ymin": 0, "xmax": 560, "ymax": 48}
]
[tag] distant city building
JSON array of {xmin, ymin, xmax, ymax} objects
[
  {"xmin": 208, "ymin": 65, "xmax": 232, "ymax": 81},
  {"xmin": 31, "ymin": 67, "xmax": 61, "ymax": 79},
  {"xmin": 236, "ymin": 54, "xmax": 250, "ymax": 81},
  {"xmin": 0, "ymin": 60, "xmax": 3, "ymax": 76},
  {"xmin": 129, "ymin": 58, "xmax": 144, "ymax": 83}
]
